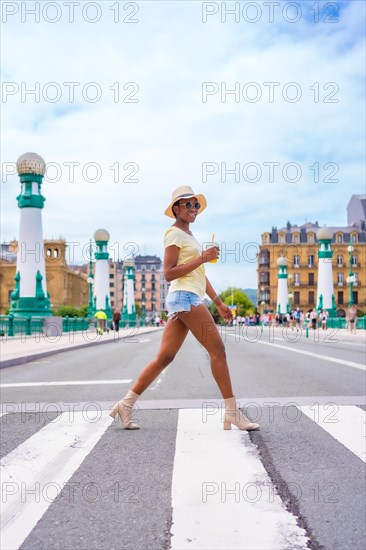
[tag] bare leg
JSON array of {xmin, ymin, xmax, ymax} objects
[
  {"xmin": 177, "ymin": 305, "xmax": 234, "ymax": 399},
  {"xmin": 131, "ymin": 316, "xmax": 189, "ymax": 395}
]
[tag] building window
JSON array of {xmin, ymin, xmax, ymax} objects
[
  {"xmin": 110, "ymin": 292, "xmax": 114, "ymax": 297},
  {"xmin": 352, "ymin": 255, "xmax": 358, "ymax": 267},
  {"xmin": 279, "ymin": 234, "xmax": 285, "ymax": 244},
  {"xmin": 109, "ymin": 282, "xmax": 114, "ymax": 287},
  {"xmin": 337, "ymin": 273, "xmax": 343, "ymax": 286},
  {"xmin": 353, "ymin": 291, "xmax": 358, "ymax": 305},
  {"xmin": 308, "ymin": 255, "xmax": 314, "ymax": 267},
  {"xmin": 308, "ymin": 234, "xmax": 314, "ymax": 244},
  {"xmin": 354, "ymin": 273, "xmax": 358, "ymax": 286},
  {"xmin": 109, "ymin": 274, "xmax": 114, "ymax": 278},
  {"xmin": 293, "ymin": 255, "xmax": 300, "ymax": 267},
  {"xmin": 111, "ymin": 300, "xmax": 114, "ymax": 307},
  {"xmin": 338, "ymin": 291, "xmax": 343, "ymax": 305},
  {"xmin": 351, "ymin": 234, "xmax": 357, "ymax": 243},
  {"xmin": 337, "ymin": 255, "xmax": 343, "ymax": 267},
  {"xmin": 263, "ymin": 234, "xmax": 269, "ymax": 244},
  {"xmin": 46, "ymin": 248, "xmax": 52, "ymax": 257},
  {"xmin": 293, "ymin": 234, "xmax": 299, "ymax": 243},
  {"xmin": 53, "ymin": 248, "xmax": 59, "ymax": 258},
  {"xmin": 294, "ymin": 273, "xmax": 300, "ymax": 286},
  {"xmin": 337, "ymin": 234, "xmax": 343, "ymax": 243},
  {"xmin": 294, "ymin": 291, "xmax": 300, "ymax": 305},
  {"xmin": 259, "ymin": 252, "xmax": 269, "ymax": 266},
  {"xmin": 308, "ymin": 273, "xmax": 314, "ymax": 285},
  {"xmin": 308, "ymin": 291, "xmax": 315, "ymax": 304}
]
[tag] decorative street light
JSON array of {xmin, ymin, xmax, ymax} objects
[
  {"xmin": 87, "ymin": 239, "xmax": 95, "ymax": 318},
  {"xmin": 346, "ymin": 244, "xmax": 355, "ymax": 307},
  {"xmin": 287, "ymin": 274, "xmax": 293, "ymax": 313},
  {"xmin": 141, "ymin": 283, "xmax": 146, "ymax": 323}
]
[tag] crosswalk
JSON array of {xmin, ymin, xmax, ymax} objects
[{"xmin": 1, "ymin": 404, "xmax": 365, "ymax": 550}]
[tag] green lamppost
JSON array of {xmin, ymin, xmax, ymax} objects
[
  {"xmin": 87, "ymin": 239, "xmax": 95, "ymax": 317},
  {"xmin": 141, "ymin": 283, "xmax": 146, "ymax": 324},
  {"xmin": 346, "ymin": 244, "xmax": 355, "ymax": 307},
  {"xmin": 287, "ymin": 274, "xmax": 293, "ymax": 313}
]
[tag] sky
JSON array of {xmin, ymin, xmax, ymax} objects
[{"xmin": 1, "ymin": 0, "xmax": 365, "ymax": 293}]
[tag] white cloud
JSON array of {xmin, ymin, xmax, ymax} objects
[{"xmin": 1, "ymin": 0, "xmax": 365, "ymax": 292}]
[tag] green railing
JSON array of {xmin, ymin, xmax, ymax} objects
[
  {"xmin": 0, "ymin": 315, "xmax": 92, "ymax": 336},
  {"xmin": 62, "ymin": 316, "xmax": 90, "ymax": 332},
  {"xmin": 327, "ymin": 316, "xmax": 366, "ymax": 330}
]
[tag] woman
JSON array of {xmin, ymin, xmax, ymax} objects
[
  {"xmin": 110, "ymin": 186, "xmax": 259, "ymax": 431},
  {"xmin": 347, "ymin": 305, "xmax": 357, "ymax": 334}
]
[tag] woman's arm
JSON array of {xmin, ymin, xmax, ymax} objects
[
  {"xmin": 205, "ymin": 276, "xmax": 233, "ymax": 322},
  {"xmin": 164, "ymin": 245, "xmax": 218, "ymax": 282}
]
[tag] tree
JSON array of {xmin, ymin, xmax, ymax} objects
[
  {"xmin": 208, "ymin": 288, "xmax": 255, "ymax": 323},
  {"xmin": 52, "ymin": 304, "xmax": 89, "ymax": 318}
]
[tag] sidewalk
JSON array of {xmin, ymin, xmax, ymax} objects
[{"xmin": 0, "ymin": 326, "xmax": 164, "ymax": 369}]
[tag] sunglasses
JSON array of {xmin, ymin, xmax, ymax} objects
[{"xmin": 179, "ymin": 200, "xmax": 201, "ymax": 211}]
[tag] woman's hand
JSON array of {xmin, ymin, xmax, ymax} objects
[
  {"xmin": 217, "ymin": 302, "xmax": 233, "ymax": 323},
  {"xmin": 201, "ymin": 246, "xmax": 219, "ymax": 264}
]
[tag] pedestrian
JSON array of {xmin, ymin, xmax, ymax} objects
[
  {"xmin": 310, "ymin": 309, "xmax": 318, "ymax": 330},
  {"xmin": 347, "ymin": 305, "xmax": 357, "ymax": 334},
  {"xmin": 110, "ymin": 186, "xmax": 259, "ymax": 431},
  {"xmin": 113, "ymin": 309, "xmax": 121, "ymax": 332},
  {"xmin": 321, "ymin": 309, "xmax": 328, "ymax": 330},
  {"xmin": 94, "ymin": 309, "xmax": 107, "ymax": 335},
  {"xmin": 293, "ymin": 307, "xmax": 301, "ymax": 330}
]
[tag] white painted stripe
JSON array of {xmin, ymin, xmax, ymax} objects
[
  {"xmin": 299, "ymin": 405, "xmax": 366, "ymax": 463},
  {"xmin": 0, "ymin": 411, "xmax": 112, "ymax": 550},
  {"xmin": 273, "ymin": 336, "xmax": 366, "ymax": 348},
  {"xmin": 170, "ymin": 409, "xmax": 309, "ymax": 550},
  {"xmin": 228, "ymin": 334, "xmax": 366, "ymax": 370},
  {"xmin": 0, "ymin": 379, "xmax": 132, "ymax": 388},
  {"xmin": 0, "ymin": 412, "xmax": 9, "ymax": 418}
]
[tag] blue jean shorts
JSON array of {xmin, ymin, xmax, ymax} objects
[{"xmin": 166, "ymin": 291, "xmax": 204, "ymax": 318}]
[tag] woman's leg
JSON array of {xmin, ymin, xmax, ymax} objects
[
  {"xmin": 177, "ymin": 305, "xmax": 234, "ymax": 399},
  {"xmin": 131, "ymin": 316, "xmax": 189, "ymax": 395}
]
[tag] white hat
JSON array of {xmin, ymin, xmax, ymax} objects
[{"xmin": 164, "ymin": 186, "xmax": 207, "ymax": 218}]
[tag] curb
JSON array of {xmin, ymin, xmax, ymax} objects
[{"xmin": 0, "ymin": 327, "xmax": 163, "ymax": 369}]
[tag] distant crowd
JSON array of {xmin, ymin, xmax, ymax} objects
[{"xmin": 256, "ymin": 304, "xmax": 358, "ymax": 334}]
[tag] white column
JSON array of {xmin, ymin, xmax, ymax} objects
[
  {"xmin": 16, "ymin": 208, "xmax": 47, "ymax": 297},
  {"xmin": 277, "ymin": 278, "xmax": 288, "ymax": 314},
  {"xmin": 94, "ymin": 259, "xmax": 109, "ymax": 310}
]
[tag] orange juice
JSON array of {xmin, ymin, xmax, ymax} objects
[{"xmin": 209, "ymin": 233, "xmax": 218, "ymax": 263}]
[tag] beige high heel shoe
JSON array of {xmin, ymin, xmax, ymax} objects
[
  {"xmin": 223, "ymin": 397, "xmax": 260, "ymax": 431},
  {"xmin": 110, "ymin": 390, "xmax": 140, "ymax": 430}
]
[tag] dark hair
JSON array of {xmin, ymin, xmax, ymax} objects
[{"xmin": 172, "ymin": 199, "xmax": 180, "ymax": 218}]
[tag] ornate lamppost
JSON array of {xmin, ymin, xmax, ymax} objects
[
  {"xmin": 141, "ymin": 283, "xmax": 146, "ymax": 324},
  {"xmin": 346, "ymin": 244, "xmax": 356, "ymax": 307},
  {"xmin": 87, "ymin": 239, "xmax": 95, "ymax": 318},
  {"xmin": 287, "ymin": 274, "xmax": 293, "ymax": 313}
]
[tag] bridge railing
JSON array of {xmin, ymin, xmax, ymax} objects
[{"xmin": 0, "ymin": 315, "xmax": 93, "ymax": 337}]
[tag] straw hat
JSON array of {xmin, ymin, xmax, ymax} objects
[{"xmin": 164, "ymin": 186, "xmax": 207, "ymax": 218}]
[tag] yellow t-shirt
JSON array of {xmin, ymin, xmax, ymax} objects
[{"xmin": 164, "ymin": 226, "xmax": 206, "ymax": 298}]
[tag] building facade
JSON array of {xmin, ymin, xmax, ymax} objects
[
  {"xmin": 257, "ymin": 195, "xmax": 366, "ymax": 315},
  {"xmin": 0, "ymin": 240, "xmax": 88, "ymax": 314},
  {"xmin": 134, "ymin": 255, "xmax": 168, "ymax": 316}
]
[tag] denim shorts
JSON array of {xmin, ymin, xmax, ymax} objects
[{"xmin": 166, "ymin": 290, "xmax": 204, "ymax": 317}]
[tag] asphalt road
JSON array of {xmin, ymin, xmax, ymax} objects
[{"xmin": 1, "ymin": 327, "xmax": 365, "ymax": 550}]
